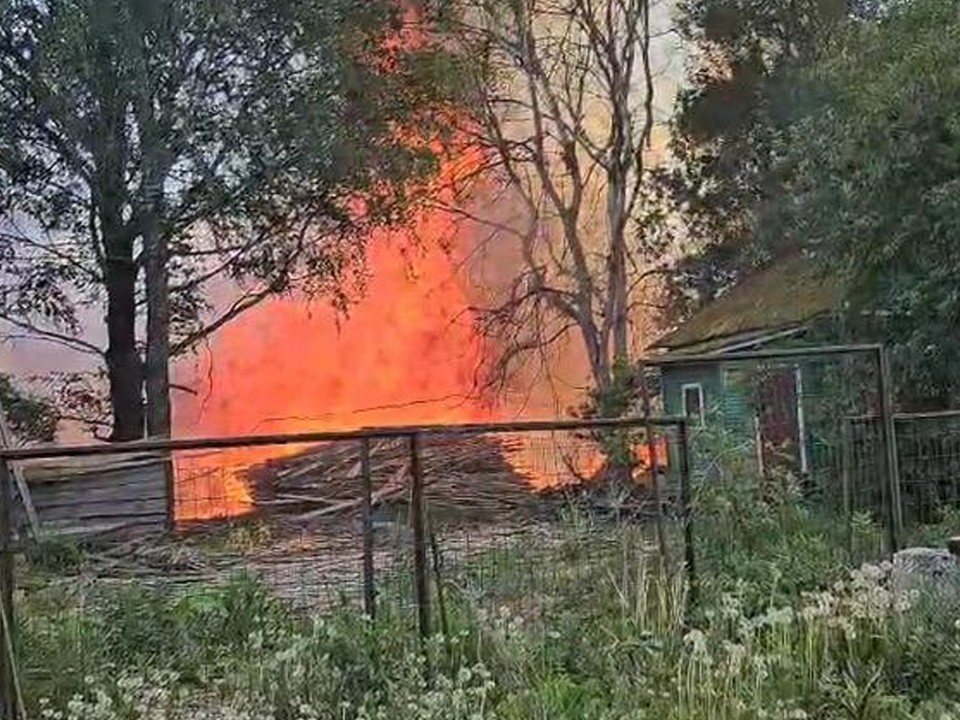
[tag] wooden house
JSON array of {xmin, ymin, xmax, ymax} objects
[{"xmin": 649, "ymin": 254, "xmax": 848, "ymax": 479}]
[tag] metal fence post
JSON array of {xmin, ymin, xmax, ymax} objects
[
  {"xmin": 409, "ymin": 433, "xmax": 431, "ymax": 645},
  {"xmin": 876, "ymin": 346, "xmax": 903, "ymax": 553},
  {"xmin": 162, "ymin": 452, "xmax": 176, "ymax": 532},
  {"xmin": 0, "ymin": 460, "xmax": 19, "ymax": 720},
  {"xmin": 678, "ymin": 420, "xmax": 697, "ymax": 608},
  {"xmin": 360, "ymin": 438, "xmax": 376, "ymax": 620},
  {"xmin": 647, "ymin": 426, "xmax": 669, "ymax": 568},
  {"xmin": 841, "ymin": 418, "xmax": 854, "ymax": 559},
  {"xmin": 638, "ymin": 364, "xmax": 669, "ymax": 567}
]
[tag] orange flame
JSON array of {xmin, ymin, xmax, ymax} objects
[
  {"xmin": 170, "ymin": 146, "xmax": 669, "ymax": 518},
  {"xmin": 170, "ymin": 9, "xmax": 653, "ymax": 519},
  {"xmin": 173, "ymin": 214, "xmax": 501, "ymax": 520}
]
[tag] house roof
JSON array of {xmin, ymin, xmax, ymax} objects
[{"xmin": 652, "ymin": 254, "xmax": 846, "ymax": 354}]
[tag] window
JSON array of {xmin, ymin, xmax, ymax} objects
[{"xmin": 681, "ymin": 383, "xmax": 705, "ymax": 426}]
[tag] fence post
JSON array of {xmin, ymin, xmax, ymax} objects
[
  {"xmin": 647, "ymin": 426, "xmax": 669, "ymax": 568},
  {"xmin": 360, "ymin": 438, "xmax": 376, "ymax": 620},
  {"xmin": 0, "ymin": 459, "xmax": 19, "ymax": 720},
  {"xmin": 409, "ymin": 433, "xmax": 431, "ymax": 646},
  {"xmin": 841, "ymin": 418, "xmax": 854, "ymax": 559},
  {"xmin": 162, "ymin": 452, "xmax": 176, "ymax": 533},
  {"xmin": 0, "ymin": 402, "xmax": 37, "ymax": 539},
  {"xmin": 637, "ymin": 364, "xmax": 669, "ymax": 567},
  {"xmin": 678, "ymin": 420, "xmax": 697, "ymax": 609},
  {"xmin": 876, "ymin": 346, "xmax": 903, "ymax": 553}
]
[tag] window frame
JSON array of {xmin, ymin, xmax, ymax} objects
[{"xmin": 680, "ymin": 382, "xmax": 706, "ymax": 427}]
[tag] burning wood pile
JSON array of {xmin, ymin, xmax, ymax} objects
[{"xmin": 245, "ymin": 434, "xmax": 549, "ymax": 525}]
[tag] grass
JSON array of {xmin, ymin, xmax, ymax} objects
[{"xmin": 11, "ymin": 469, "xmax": 960, "ymax": 720}]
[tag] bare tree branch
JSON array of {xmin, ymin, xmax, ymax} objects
[
  {"xmin": 448, "ymin": 0, "xmax": 675, "ymax": 402},
  {"xmin": 0, "ymin": 316, "xmax": 104, "ymax": 357},
  {"xmin": 170, "ymin": 286, "xmax": 273, "ymax": 357}
]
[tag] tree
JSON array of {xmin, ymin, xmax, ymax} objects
[
  {"xmin": 0, "ymin": 374, "xmax": 57, "ymax": 443},
  {"xmin": 0, "ymin": 0, "xmax": 463, "ymax": 439},
  {"xmin": 450, "ymin": 0, "xmax": 672, "ymax": 407},
  {"xmin": 770, "ymin": 0, "xmax": 960, "ymax": 408},
  {"xmin": 663, "ymin": 0, "xmax": 868, "ymax": 305}
]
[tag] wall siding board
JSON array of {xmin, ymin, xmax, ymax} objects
[{"xmin": 18, "ymin": 453, "xmax": 171, "ymax": 537}]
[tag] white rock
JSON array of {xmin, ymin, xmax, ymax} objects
[{"xmin": 890, "ymin": 547, "xmax": 960, "ymax": 602}]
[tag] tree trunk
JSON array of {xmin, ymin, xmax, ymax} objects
[
  {"xmin": 104, "ymin": 233, "xmax": 144, "ymax": 441},
  {"xmin": 93, "ymin": 49, "xmax": 143, "ymax": 441},
  {"xmin": 135, "ymin": 35, "xmax": 172, "ymax": 440},
  {"xmin": 609, "ymin": 207, "xmax": 630, "ymax": 365},
  {"xmin": 143, "ymin": 208, "xmax": 170, "ymax": 438}
]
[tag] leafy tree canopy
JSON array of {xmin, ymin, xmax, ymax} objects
[
  {"xmin": 773, "ymin": 0, "xmax": 960, "ymax": 408},
  {"xmin": 0, "ymin": 373, "xmax": 57, "ymax": 443},
  {"xmin": 664, "ymin": 0, "xmax": 881, "ymax": 304},
  {"xmin": 0, "ymin": 0, "xmax": 469, "ymax": 438}
]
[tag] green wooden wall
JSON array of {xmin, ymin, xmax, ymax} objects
[
  {"xmin": 660, "ymin": 359, "xmax": 834, "ymax": 486},
  {"xmin": 661, "ymin": 362, "xmax": 755, "ymax": 435}
]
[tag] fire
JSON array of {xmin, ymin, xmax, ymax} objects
[
  {"xmin": 171, "ymin": 140, "xmax": 668, "ymax": 519},
  {"xmin": 171, "ymin": 212, "xmax": 619, "ymax": 518},
  {"xmin": 170, "ymin": 7, "xmax": 665, "ymax": 520},
  {"xmin": 173, "ymin": 213, "xmax": 500, "ymax": 520}
]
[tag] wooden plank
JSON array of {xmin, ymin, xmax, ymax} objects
[
  {"xmin": 34, "ymin": 477, "xmax": 167, "ymax": 499},
  {"xmin": 39, "ymin": 510, "xmax": 167, "ymax": 526},
  {"xmin": 23, "ymin": 453, "xmax": 166, "ymax": 483},
  {"xmin": 38, "ymin": 513, "xmax": 166, "ymax": 527},
  {"xmin": 40, "ymin": 518, "xmax": 165, "ymax": 540},
  {"xmin": 30, "ymin": 492, "xmax": 169, "ymax": 511},
  {"xmin": 0, "ymin": 394, "xmax": 39, "ymax": 536},
  {"xmin": 20, "ymin": 452, "xmax": 170, "ymax": 540},
  {"xmin": 29, "ymin": 470, "xmax": 166, "ymax": 499},
  {"xmin": 38, "ymin": 501, "xmax": 168, "ymax": 523}
]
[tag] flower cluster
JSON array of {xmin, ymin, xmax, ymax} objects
[{"xmin": 36, "ymin": 658, "xmax": 496, "ymax": 720}]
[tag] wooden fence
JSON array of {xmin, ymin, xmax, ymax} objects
[{"xmin": 18, "ymin": 453, "xmax": 171, "ymax": 539}]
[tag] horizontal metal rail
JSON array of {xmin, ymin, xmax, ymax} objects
[
  {"xmin": 848, "ymin": 410, "xmax": 960, "ymax": 424},
  {"xmin": 891, "ymin": 409, "xmax": 960, "ymax": 422},
  {"xmin": 0, "ymin": 415, "xmax": 688, "ymax": 462}
]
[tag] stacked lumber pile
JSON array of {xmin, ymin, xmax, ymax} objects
[{"xmin": 245, "ymin": 435, "xmax": 547, "ymax": 524}]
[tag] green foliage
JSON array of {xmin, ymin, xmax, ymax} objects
[
  {"xmin": 17, "ymin": 471, "xmax": 960, "ymax": 719},
  {"xmin": 0, "ymin": 0, "xmax": 471, "ymax": 436},
  {"xmin": 0, "ymin": 0, "xmax": 464, "ymax": 302},
  {"xmin": 23, "ymin": 534, "xmax": 84, "ymax": 573},
  {"xmin": 663, "ymin": 0, "xmax": 860, "ymax": 304},
  {"xmin": 671, "ymin": 0, "xmax": 960, "ymax": 408},
  {"xmin": 769, "ymin": 0, "xmax": 960, "ymax": 408},
  {"xmin": 571, "ymin": 359, "xmax": 652, "ymax": 484},
  {"xmin": 695, "ymin": 462, "xmax": 860, "ymax": 614},
  {"xmin": 588, "ymin": 359, "xmax": 641, "ymax": 472},
  {"xmin": 0, "ymin": 372, "xmax": 56, "ymax": 442}
]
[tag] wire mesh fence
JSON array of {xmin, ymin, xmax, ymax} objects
[
  {"xmin": 883, "ymin": 411, "xmax": 960, "ymax": 527},
  {"xmin": 12, "ymin": 347, "xmax": 960, "ymax": 717},
  {"xmin": 19, "ymin": 344, "xmax": 960, "ymax": 717},
  {"xmin": 0, "ymin": 416, "xmax": 693, "ymax": 717},
  {"xmin": 648, "ymin": 345, "xmax": 901, "ymax": 558}
]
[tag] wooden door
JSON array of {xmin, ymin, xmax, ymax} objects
[{"xmin": 756, "ymin": 367, "xmax": 801, "ymax": 477}]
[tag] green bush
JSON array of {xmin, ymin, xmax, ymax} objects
[{"xmin": 15, "ymin": 470, "xmax": 960, "ymax": 719}]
